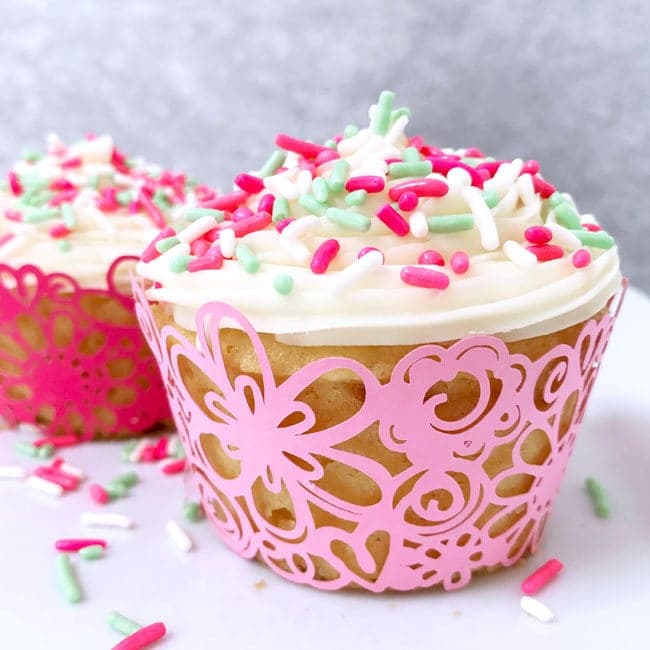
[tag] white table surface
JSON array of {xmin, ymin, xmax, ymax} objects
[{"xmin": 0, "ymin": 287, "xmax": 648, "ymax": 650}]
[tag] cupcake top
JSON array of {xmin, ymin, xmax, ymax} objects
[
  {"xmin": 137, "ymin": 91, "xmax": 622, "ymax": 346},
  {"xmin": 0, "ymin": 134, "xmax": 205, "ymax": 288}
]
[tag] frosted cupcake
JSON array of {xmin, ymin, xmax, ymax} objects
[
  {"xmin": 0, "ymin": 134, "xmax": 211, "ymax": 440},
  {"xmin": 135, "ymin": 92, "xmax": 623, "ymax": 591}
]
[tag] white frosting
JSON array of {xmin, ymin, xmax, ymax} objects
[{"xmin": 137, "ymin": 101, "xmax": 622, "ymax": 346}]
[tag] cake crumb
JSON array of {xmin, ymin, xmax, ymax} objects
[
  {"xmin": 452, "ymin": 610, "xmax": 462, "ymax": 617},
  {"xmin": 254, "ymin": 579, "xmax": 267, "ymax": 590}
]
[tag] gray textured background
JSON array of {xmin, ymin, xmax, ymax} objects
[{"xmin": 0, "ymin": 0, "xmax": 647, "ymax": 288}]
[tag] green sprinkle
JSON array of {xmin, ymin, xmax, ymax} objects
[
  {"xmin": 389, "ymin": 107, "xmax": 411, "ymax": 124},
  {"xmin": 108, "ymin": 610, "xmax": 142, "ymax": 636},
  {"xmin": 153, "ymin": 188, "xmax": 170, "ymax": 210},
  {"xmin": 344, "ymin": 189, "xmax": 368, "ymax": 206},
  {"xmin": 156, "ymin": 236, "xmax": 180, "ymax": 253},
  {"xmin": 183, "ymin": 501, "xmax": 206, "ymax": 523},
  {"xmin": 56, "ymin": 554, "xmax": 82, "ymax": 604},
  {"xmin": 16, "ymin": 442, "xmax": 39, "ymax": 458},
  {"xmin": 111, "ymin": 471, "xmax": 139, "ymax": 489},
  {"xmin": 271, "ymin": 196, "xmax": 289, "ymax": 222},
  {"xmin": 402, "ymin": 147, "xmax": 421, "ymax": 163},
  {"xmin": 23, "ymin": 207, "xmax": 60, "ymax": 223},
  {"xmin": 569, "ymin": 229, "xmax": 615, "ymax": 249},
  {"xmin": 173, "ymin": 444, "xmax": 186, "ymax": 460},
  {"xmin": 259, "ymin": 150, "xmax": 287, "ymax": 178},
  {"xmin": 19, "ymin": 172, "xmax": 47, "ymax": 192},
  {"xmin": 554, "ymin": 203, "xmax": 582, "ymax": 229},
  {"xmin": 88, "ymin": 174, "xmax": 100, "ymax": 189},
  {"xmin": 426, "ymin": 213, "xmax": 475, "ymax": 233},
  {"xmin": 21, "ymin": 189, "xmax": 52, "ymax": 207},
  {"xmin": 373, "ymin": 90, "xmax": 395, "ymax": 136},
  {"xmin": 325, "ymin": 207, "xmax": 371, "ymax": 232},
  {"xmin": 58, "ymin": 240, "xmax": 72, "ymax": 253},
  {"xmin": 23, "ymin": 150, "xmax": 42, "ymax": 163},
  {"xmin": 116, "ymin": 190, "xmax": 133, "ymax": 206},
  {"xmin": 388, "ymin": 161, "xmax": 432, "ymax": 179},
  {"xmin": 183, "ymin": 207, "xmax": 225, "ymax": 222},
  {"xmin": 312, "ymin": 177, "xmax": 329, "ymax": 204},
  {"xmin": 235, "ymin": 244, "xmax": 260, "ymax": 274},
  {"xmin": 38, "ymin": 443, "xmax": 55, "ymax": 459},
  {"xmin": 327, "ymin": 159, "xmax": 350, "ymax": 195},
  {"xmin": 585, "ymin": 477, "xmax": 610, "ymax": 518},
  {"xmin": 169, "ymin": 254, "xmax": 194, "ymax": 273},
  {"xmin": 298, "ymin": 194, "xmax": 327, "ymax": 216},
  {"xmin": 461, "ymin": 157, "xmax": 486, "ymax": 167},
  {"xmin": 61, "ymin": 203, "xmax": 76, "ymax": 228},
  {"xmin": 121, "ymin": 440, "xmax": 137, "ymax": 463},
  {"xmin": 482, "ymin": 189, "xmax": 500, "ymax": 209},
  {"xmin": 343, "ymin": 124, "xmax": 359, "ymax": 139},
  {"xmin": 323, "ymin": 138, "xmax": 337, "ymax": 149},
  {"xmin": 547, "ymin": 192, "xmax": 566, "ymax": 208},
  {"xmin": 106, "ymin": 482, "xmax": 128, "ymax": 500},
  {"xmin": 79, "ymin": 544, "xmax": 104, "ymax": 561},
  {"xmin": 273, "ymin": 273, "xmax": 294, "ymax": 295},
  {"xmin": 124, "ymin": 158, "xmax": 136, "ymax": 169}
]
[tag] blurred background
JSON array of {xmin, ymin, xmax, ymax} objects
[{"xmin": 0, "ymin": 0, "xmax": 647, "ymax": 288}]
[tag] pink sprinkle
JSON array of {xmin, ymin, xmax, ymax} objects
[
  {"xmin": 275, "ymin": 217, "xmax": 294, "ymax": 233},
  {"xmin": 138, "ymin": 192, "xmax": 165, "ymax": 228},
  {"xmin": 89, "ymin": 483, "xmax": 110, "ymax": 505},
  {"xmin": 400, "ymin": 266, "xmax": 450, "ymax": 290},
  {"xmin": 464, "ymin": 147, "xmax": 485, "ymax": 157},
  {"xmin": 50, "ymin": 177, "xmax": 76, "ymax": 191},
  {"xmin": 201, "ymin": 190, "xmax": 248, "ymax": 212},
  {"xmin": 474, "ymin": 160, "xmax": 504, "ymax": 177},
  {"xmin": 110, "ymin": 148, "xmax": 130, "ymax": 174},
  {"xmin": 526, "ymin": 244, "xmax": 564, "ymax": 262},
  {"xmin": 8, "ymin": 171, "xmax": 22, "ymax": 196},
  {"xmin": 153, "ymin": 437, "xmax": 168, "ymax": 461},
  {"xmin": 228, "ymin": 211, "xmax": 272, "ymax": 238},
  {"xmin": 33, "ymin": 435, "xmax": 80, "ymax": 448},
  {"xmin": 358, "ymin": 247, "xmax": 384, "ymax": 263},
  {"xmin": 275, "ymin": 133, "xmax": 327, "ymax": 159},
  {"xmin": 0, "ymin": 233, "xmax": 15, "ymax": 248},
  {"xmin": 257, "ymin": 193, "xmax": 275, "ymax": 214},
  {"xmin": 234, "ymin": 173, "xmax": 264, "ymax": 194},
  {"xmin": 111, "ymin": 621, "xmax": 166, "ymax": 650},
  {"xmin": 187, "ymin": 254, "xmax": 223, "ymax": 272},
  {"xmin": 521, "ymin": 558, "xmax": 563, "ymax": 595},
  {"xmin": 298, "ymin": 159, "xmax": 316, "ymax": 176},
  {"xmin": 128, "ymin": 200, "xmax": 141, "ymax": 214},
  {"xmin": 572, "ymin": 248, "xmax": 592, "ymax": 268},
  {"xmin": 450, "ymin": 251, "xmax": 470, "ymax": 274},
  {"xmin": 477, "ymin": 168, "xmax": 491, "ymax": 182},
  {"xmin": 232, "ymin": 206, "xmax": 254, "ymax": 222},
  {"xmin": 388, "ymin": 178, "xmax": 449, "ymax": 201},
  {"xmin": 55, "ymin": 538, "xmax": 107, "ymax": 552},
  {"xmin": 190, "ymin": 239, "xmax": 210, "ymax": 257},
  {"xmin": 345, "ymin": 175, "xmax": 385, "ymax": 194},
  {"xmin": 397, "ymin": 191, "xmax": 418, "ymax": 211},
  {"xmin": 521, "ymin": 159, "xmax": 540, "ymax": 175},
  {"xmin": 376, "ymin": 204, "xmax": 410, "ymax": 237},
  {"xmin": 4, "ymin": 210, "xmax": 22, "ymax": 222},
  {"xmin": 98, "ymin": 187, "xmax": 119, "ymax": 212},
  {"xmin": 531, "ymin": 175, "xmax": 556, "ymax": 199},
  {"xmin": 524, "ymin": 225, "xmax": 552, "ymax": 245},
  {"xmin": 417, "ymin": 249, "xmax": 445, "ymax": 266},
  {"xmin": 194, "ymin": 184, "xmax": 216, "ymax": 203},
  {"xmin": 203, "ymin": 227, "xmax": 220, "ymax": 243},
  {"xmin": 582, "ymin": 223, "xmax": 602, "ymax": 232},
  {"xmin": 310, "ymin": 239, "xmax": 340, "ymax": 274},
  {"xmin": 61, "ymin": 157, "xmax": 82, "ymax": 169},
  {"xmin": 314, "ymin": 149, "xmax": 340, "ymax": 166},
  {"xmin": 427, "ymin": 157, "xmax": 484, "ymax": 187},
  {"xmin": 141, "ymin": 227, "xmax": 176, "ymax": 263},
  {"xmin": 161, "ymin": 459, "xmax": 187, "ymax": 475},
  {"xmin": 49, "ymin": 190, "xmax": 79, "ymax": 207},
  {"xmin": 49, "ymin": 224, "xmax": 71, "ymax": 239},
  {"xmin": 33, "ymin": 466, "xmax": 79, "ymax": 491}
]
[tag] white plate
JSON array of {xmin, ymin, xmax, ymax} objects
[{"xmin": 0, "ymin": 287, "xmax": 648, "ymax": 650}]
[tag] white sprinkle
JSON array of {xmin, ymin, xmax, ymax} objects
[
  {"xmin": 128, "ymin": 439, "xmax": 150, "ymax": 464},
  {"xmin": 27, "ymin": 475, "xmax": 63, "ymax": 497},
  {"xmin": 337, "ymin": 129, "xmax": 371, "ymax": 156},
  {"xmin": 346, "ymin": 136, "xmax": 385, "ymax": 169},
  {"xmin": 492, "ymin": 184, "xmax": 519, "ymax": 217},
  {"xmin": 81, "ymin": 512, "xmax": 134, "ymax": 529},
  {"xmin": 46, "ymin": 132, "xmax": 66, "ymax": 154},
  {"xmin": 281, "ymin": 215, "xmax": 320, "ymax": 239},
  {"xmin": 580, "ymin": 213, "xmax": 598, "ymax": 225},
  {"xmin": 73, "ymin": 190, "xmax": 117, "ymax": 234},
  {"xmin": 0, "ymin": 466, "xmax": 27, "ymax": 480},
  {"xmin": 0, "ymin": 234, "xmax": 27, "ymax": 262},
  {"xmin": 58, "ymin": 462, "xmax": 86, "ymax": 481},
  {"xmin": 385, "ymin": 114, "xmax": 409, "ymax": 144},
  {"xmin": 463, "ymin": 186, "xmax": 499, "ymax": 251},
  {"xmin": 264, "ymin": 172, "xmax": 300, "ymax": 200},
  {"xmin": 69, "ymin": 134, "xmax": 114, "ymax": 164},
  {"xmin": 547, "ymin": 222, "xmax": 582, "ymax": 250},
  {"xmin": 166, "ymin": 520, "xmax": 193, "ymax": 552},
  {"xmin": 177, "ymin": 215, "xmax": 220, "ymax": 244},
  {"xmin": 279, "ymin": 237, "xmax": 310, "ymax": 263},
  {"xmin": 516, "ymin": 173, "xmax": 536, "ymax": 205},
  {"xmin": 520, "ymin": 596, "xmax": 556, "ymax": 623},
  {"xmin": 503, "ymin": 240, "xmax": 538, "ymax": 267},
  {"xmin": 219, "ymin": 228, "xmax": 236, "ymax": 259},
  {"xmin": 331, "ymin": 250, "xmax": 384, "ymax": 293},
  {"xmin": 446, "ymin": 167, "xmax": 472, "ymax": 191},
  {"xmin": 113, "ymin": 172, "xmax": 137, "ymax": 187},
  {"xmin": 295, "ymin": 169, "xmax": 313, "ymax": 195},
  {"xmin": 409, "ymin": 212, "xmax": 430, "ymax": 238}
]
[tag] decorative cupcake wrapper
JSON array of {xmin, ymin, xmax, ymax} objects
[
  {"xmin": 134, "ymin": 278, "xmax": 625, "ymax": 592},
  {"xmin": 0, "ymin": 258, "xmax": 171, "ymax": 441}
]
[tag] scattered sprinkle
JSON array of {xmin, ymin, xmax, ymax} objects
[
  {"xmin": 111, "ymin": 621, "xmax": 166, "ymax": 650},
  {"xmin": 81, "ymin": 512, "xmax": 134, "ymax": 529},
  {"xmin": 585, "ymin": 477, "xmax": 610, "ymax": 518},
  {"xmin": 183, "ymin": 501, "xmax": 205, "ymax": 523},
  {"xmin": 521, "ymin": 558, "xmax": 563, "ymax": 595},
  {"xmin": 166, "ymin": 520, "xmax": 193, "ymax": 552},
  {"xmin": 108, "ymin": 610, "xmax": 142, "ymax": 637},
  {"xmin": 520, "ymin": 595, "xmax": 555, "ymax": 623},
  {"xmin": 56, "ymin": 554, "xmax": 82, "ymax": 604}
]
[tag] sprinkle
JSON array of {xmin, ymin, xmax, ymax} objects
[
  {"xmin": 111, "ymin": 471, "xmax": 139, "ymax": 489},
  {"xmin": 160, "ymin": 458, "xmax": 186, "ymax": 475},
  {"xmin": 502, "ymin": 240, "xmax": 538, "ymax": 267},
  {"xmin": 276, "ymin": 133, "xmax": 327, "ymax": 159},
  {"xmin": 49, "ymin": 223, "xmax": 71, "ymax": 238},
  {"xmin": 116, "ymin": 190, "xmax": 132, "ymax": 206},
  {"xmin": 526, "ymin": 244, "xmax": 564, "ymax": 262},
  {"xmin": 16, "ymin": 441, "xmax": 40, "ymax": 458},
  {"xmin": 398, "ymin": 190, "xmax": 418, "ymax": 211},
  {"xmin": 55, "ymin": 538, "xmax": 107, "ymax": 552},
  {"xmin": 56, "ymin": 554, "xmax": 82, "ymax": 604},
  {"xmin": 141, "ymin": 227, "xmax": 174, "ymax": 263},
  {"xmin": 450, "ymin": 251, "xmax": 470, "ymax": 274},
  {"xmin": 0, "ymin": 466, "xmax": 27, "ymax": 480},
  {"xmin": 155, "ymin": 235, "xmax": 180, "ymax": 253},
  {"xmin": 375, "ymin": 203, "xmax": 409, "ymax": 237},
  {"xmin": 373, "ymin": 90, "xmax": 395, "ymax": 136},
  {"xmin": 516, "ymin": 173, "xmax": 536, "ymax": 205},
  {"xmin": 78, "ymin": 544, "xmax": 104, "ymax": 560},
  {"xmin": 183, "ymin": 207, "xmax": 225, "ymax": 222},
  {"xmin": 235, "ymin": 243, "xmax": 260, "ymax": 274},
  {"xmin": 61, "ymin": 156, "xmax": 82, "ymax": 169},
  {"xmin": 358, "ymin": 247, "xmax": 384, "ymax": 262},
  {"xmin": 345, "ymin": 175, "xmax": 385, "ymax": 193},
  {"xmin": 258, "ymin": 193, "xmax": 275, "ymax": 214},
  {"xmin": 482, "ymin": 188, "xmax": 500, "ymax": 209},
  {"xmin": 585, "ymin": 477, "xmax": 610, "ymax": 518},
  {"xmin": 111, "ymin": 622, "xmax": 166, "ymax": 650},
  {"xmin": 60, "ymin": 202, "xmax": 76, "ymax": 228},
  {"xmin": 311, "ymin": 239, "xmax": 340, "ymax": 274},
  {"xmin": 524, "ymin": 225, "xmax": 552, "ymax": 245},
  {"xmin": 553, "ymin": 203, "xmax": 582, "ymax": 229},
  {"xmin": 202, "ymin": 190, "xmax": 248, "ymax": 212},
  {"xmin": 178, "ymin": 214, "xmax": 223, "ymax": 243},
  {"xmin": 409, "ymin": 212, "xmax": 429, "ymax": 238},
  {"xmin": 463, "ymin": 186, "xmax": 499, "ymax": 251},
  {"xmin": 390, "ymin": 107, "xmax": 412, "ymax": 125},
  {"xmin": 521, "ymin": 559, "xmax": 564, "ymax": 595},
  {"xmin": 33, "ymin": 466, "xmax": 78, "ymax": 491},
  {"xmin": 273, "ymin": 273, "xmax": 294, "ymax": 295},
  {"xmin": 547, "ymin": 191, "xmax": 565, "ymax": 208},
  {"xmin": 259, "ymin": 150, "xmax": 287, "ymax": 178},
  {"xmin": 108, "ymin": 611, "xmax": 142, "ymax": 637},
  {"xmin": 388, "ymin": 178, "xmax": 449, "ymax": 201},
  {"xmin": 547, "ymin": 222, "xmax": 582, "ymax": 250},
  {"xmin": 569, "ymin": 229, "xmax": 615, "ymax": 250},
  {"xmin": 89, "ymin": 483, "xmax": 110, "ymax": 505},
  {"xmin": 230, "ymin": 211, "xmax": 272, "ymax": 237},
  {"xmin": 343, "ymin": 124, "xmax": 359, "ymax": 138},
  {"xmin": 8, "ymin": 171, "xmax": 23, "ymax": 195},
  {"xmin": 572, "ymin": 248, "xmax": 592, "ymax": 268},
  {"xmin": 426, "ymin": 213, "xmax": 475, "ymax": 233},
  {"xmin": 344, "ymin": 189, "xmax": 368, "ymax": 207},
  {"xmin": 325, "ymin": 207, "xmax": 371, "ymax": 232},
  {"xmin": 234, "ymin": 173, "xmax": 264, "ymax": 194},
  {"xmin": 532, "ymin": 175, "xmax": 556, "ymax": 199},
  {"xmin": 388, "ymin": 161, "xmax": 432, "ymax": 178},
  {"xmin": 23, "ymin": 207, "xmax": 60, "ymax": 223},
  {"xmin": 323, "ymin": 139, "xmax": 337, "ymax": 149},
  {"xmin": 183, "ymin": 501, "xmax": 205, "ymax": 523},
  {"xmin": 298, "ymin": 193, "xmax": 327, "ymax": 216},
  {"xmin": 80, "ymin": 512, "xmax": 134, "ymax": 529},
  {"xmin": 418, "ymin": 249, "xmax": 444, "ymax": 266},
  {"xmin": 314, "ymin": 149, "xmax": 339, "ymax": 166},
  {"xmin": 187, "ymin": 254, "xmax": 223, "ymax": 272},
  {"xmin": 53, "ymin": 459, "xmax": 86, "ymax": 480},
  {"xmin": 281, "ymin": 214, "xmax": 319, "ymax": 239},
  {"xmin": 271, "ymin": 196, "xmax": 290, "ymax": 222},
  {"xmin": 520, "ymin": 596, "xmax": 555, "ymax": 623},
  {"xmin": 446, "ymin": 166, "xmax": 473, "ymax": 190},
  {"xmin": 169, "ymin": 254, "xmax": 194, "ymax": 273},
  {"xmin": 327, "ymin": 159, "xmax": 350, "ymax": 195},
  {"xmin": 127, "ymin": 439, "xmax": 149, "ymax": 464},
  {"xmin": 331, "ymin": 249, "xmax": 384, "ymax": 293},
  {"xmin": 138, "ymin": 191, "xmax": 165, "ymax": 228},
  {"xmin": 312, "ymin": 177, "xmax": 329, "ymax": 203},
  {"xmin": 166, "ymin": 520, "xmax": 193, "ymax": 552},
  {"xmin": 400, "ymin": 266, "xmax": 450, "ymax": 290}
]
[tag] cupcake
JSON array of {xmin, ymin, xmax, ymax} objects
[
  {"xmin": 135, "ymin": 91, "xmax": 623, "ymax": 591},
  {"xmin": 0, "ymin": 134, "xmax": 211, "ymax": 441}
]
